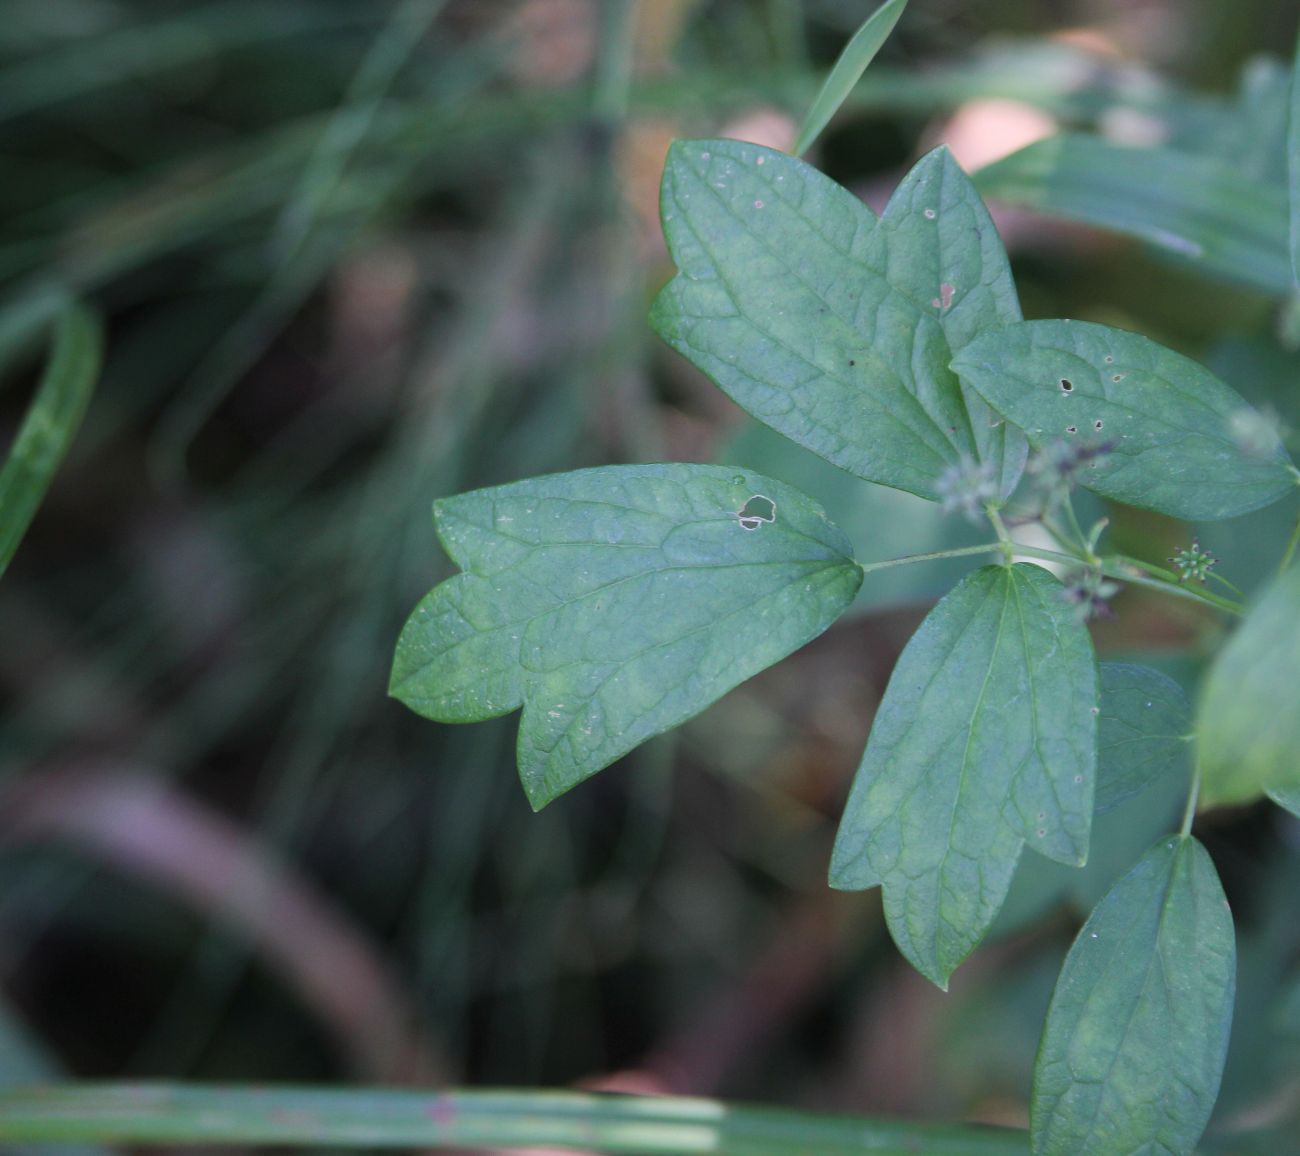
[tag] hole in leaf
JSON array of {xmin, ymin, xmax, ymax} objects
[
  {"xmin": 737, "ymin": 494, "xmax": 777, "ymax": 531},
  {"xmin": 1060, "ymin": 378, "xmax": 1074, "ymax": 392}
]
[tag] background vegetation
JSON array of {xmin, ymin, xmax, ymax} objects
[{"xmin": 1, "ymin": 0, "xmax": 1298, "ymax": 1147}]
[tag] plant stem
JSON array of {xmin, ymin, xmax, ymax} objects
[
  {"xmin": 860, "ymin": 542, "xmax": 1000, "ymax": 574},
  {"xmin": 1105, "ymin": 555, "xmax": 1243, "ymax": 616},
  {"xmin": 858, "ymin": 539, "xmax": 1243, "ymax": 616},
  {"xmin": 1181, "ymin": 760, "xmax": 1203, "ymax": 837},
  {"xmin": 1280, "ymin": 508, "xmax": 1300, "ymax": 574},
  {"xmin": 0, "ymin": 1084, "xmax": 1028, "ymax": 1154}
]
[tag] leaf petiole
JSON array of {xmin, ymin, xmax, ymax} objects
[
  {"xmin": 859, "ymin": 542, "xmax": 1001, "ymax": 576},
  {"xmin": 1181, "ymin": 758, "xmax": 1203, "ymax": 837}
]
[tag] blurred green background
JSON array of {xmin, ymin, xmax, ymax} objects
[{"xmin": 1, "ymin": 0, "xmax": 1299, "ymax": 1143}]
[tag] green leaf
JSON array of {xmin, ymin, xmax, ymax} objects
[
  {"xmin": 830, "ymin": 563, "xmax": 1097, "ymax": 988},
  {"xmin": 871, "ymin": 147, "xmax": 1022, "ymax": 353},
  {"xmin": 792, "ymin": 0, "xmax": 908, "ymax": 157},
  {"xmin": 1267, "ymin": 784, "xmax": 1300, "ymax": 818},
  {"xmin": 975, "ymin": 133, "xmax": 1291, "ymax": 294},
  {"xmin": 390, "ymin": 464, "xmax": 862, "ymax": 809},
  {"xmin": 1198, "ymin": 562, "xmax": 1300, "ymax": 808},
  {"xmin": 993, "ymin": 753, "xmax": 1187, "ymax": 941},
  {"xmin": 1031, "ymin": 836, "xmax": 1236, "ymax": 1156},
  {"xmin": 1289, "ymin": 28, "xmax": 1300, "ymax": 286},
  {"xmin": 1095, "ymin": 663, "xmax": 1191, "ymax": 814},
  {"xmin": 0, "ymin": 302, "xmax": 103, "ymax": 580},
  {"xmin": 651, "ymin": 139, "xmax": 1019, "ymax": 503},
  {"xmin": 952, "ymin": 319, "xmax": 1297, "ymax": 521},
  {"xmin": 718, "ymin": 419, "xmax": 991, "ymax": 615},
  {"xmin": 866, "ymin": 146, "xmax": 1028, "ymax": 494}
]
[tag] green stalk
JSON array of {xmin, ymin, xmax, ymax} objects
[
  {"xmin": 1180, "ymin": 758, "xmax": 1203, "ymax": 837},
  {"xmin": 0, "ymin": 302, "xmax": 102, "ymax": 578},
  {"xmin": 860, "ymin": 542, "xmax": 1001, "ymax": 575},
  {"xmin": 0, "ymin": 1085, "xmax": 1027, "ymax": 1154}
]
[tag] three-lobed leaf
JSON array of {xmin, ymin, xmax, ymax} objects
[
  {"xmin": 1095, "ymin": 663, "xmax": 1192, "ymax": 814},
  {"xmin": 952, "ymin": 319, "xmax": 1297, "ymax": 521},
  {"xmin": 830, "ymin": 562, "xmax": 1097, "ymax": 988},
  {"xmin": 390, "ymin": 464, "xmax": 862, "ymax": 809},
  {"xmin": 651, "ymin": 139, "xmax": 1022, "ymax": 503},
  {"xmin": 1198, "ymin": 561, "xmax": 1300, "ymax": 809},
  {"xmin": 1032, "ymin": 836, "xmax": 1236, "ymax": 1156}
]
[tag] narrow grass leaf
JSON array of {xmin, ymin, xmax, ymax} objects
[
  {"xmin": 792, "ymin": 0, "xmax": 908, "ymax": 157},
  {"xmin": 830, "ymin": 563, "xmax": 1097, "ymax": 988},
  {"xmin": 952, "ymin": 320, "xmax": 1297, "ymax": 521},
  {"xmin": 975, "ymin": 133, "xmax": 1291, "ymax": 293},
  {"xmin": 391, "ymin": 464, "xmax": 862, "ymax": 809},
  {"xmin": 0, "ymin": 302, "xmax": 102, "ymax": 579},
  {"xmin": 1095, "ymin": 663, "xmax": 1191, "ymax": 813},
  {"xmin": 1290, "ymin": 28, "xmax": 1300, "ymax": 285},
  {"xmin": 0, "ymin": 1084, "xmax": 1030, "ymax": 1154},
  {"xmin": 1198, "ymin": 562, "xmax": 1300, "ymax": 808},
  {"xmin": 652, "ymin": 139, "xmax": 1010, "ymax": 502},
  {"xmin": 1031, "ymin": 836, "xmax": 1235, "ymax": 1156}
]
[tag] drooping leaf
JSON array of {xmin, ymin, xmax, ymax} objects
[
  {"xmin": 793, "ymin": 0, "xmax": 908, "ymax": 157},
  {"xmin": 830, "ymin": 562, "xmax": 1097, "ymax": 988},
  {"xmin": 1095, "ymin": 663, "xmax": 1192, "ymax": 813},
  {"xmin": 975, "ymin": 133, "xmax": 1291, "ymax": 294},
  {"xmin": 0, "ymin": 302, "xmax": 103, "ymax": 580},
  {"xmin": 651, "ymin": 139, "xmax": 1019, "ymax": 503},
  {"xmin": 952, "ymin": 319, "xmax": 1297, "ymax": 521},
  {"xmin": 866, "ymin": 146, "xmax": 1028, "ymax": 494},
  {"xmin": 1031, "ymin": 836, "xmax": 1236, "ymax": 1156},
  {"xmin": 1198, "ymin": 562, "xmax": 1300, "ymax": 809},
  {"xmin": 390, "ymin": 464, "xmax": 862, "ymax": 809}
]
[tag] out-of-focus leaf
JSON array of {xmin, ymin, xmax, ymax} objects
[
  {"xmin": 830, "ymin": 563, "xmax": 1097, "ymax": 988},
  {"xmin": 391, "ymin": 464, "xmax": 862, "ymax": 809},
  {"xmin": 1095, "ymin": 663, "xmax": 1192, "ymax": 813},
  {"xmin": 952, "ymin": 319, "xmax": 1297, "ymax": 521},
  {"xmin": 1031, "ymin": 836, "xmax": 1235, "ymax": 1156},
  {"xmin": 1267, "ymin": 783, "xmax": 1300, "ymax": 817},
  {"xmin": 0, "ymin": 301, "xmax": 102, "ymax": 579},
  {"xmin": 1289, "ymin": 29, "xmax": 1300, "ymax": 285},
  {"xmin": 651, "ymin": 139, "xmax": 1019, "ymax": 502},
  {"xmin": 1199, "ymin": 563, "xmax": 1300, "ymax": 808},
  {"xmin": 793, "ymin": 0, "xmax": 908, "ymax": 157},
  {"xmin": 975, "ymin": 133, "xmax": 1291, "ymax": 293}
]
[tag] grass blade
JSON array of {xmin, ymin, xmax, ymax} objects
[
  {"xmin": 0, "ymin": 1084, "xmax": 1027, "ymax": 1154},
  {"xmin": 792, "ymin": 0, "xmax": 908, "ymax": 156},
  {"xmin": 1289, "ymin": 26, "xmax": 1300, "ymax": 285},
  {"xmin": 0, "ymin": 302, "xmax": 102, "ymax": 578},
  {"xmin": 975, "ymin": 133, "xmax": 1291, "ymax": 293}
]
